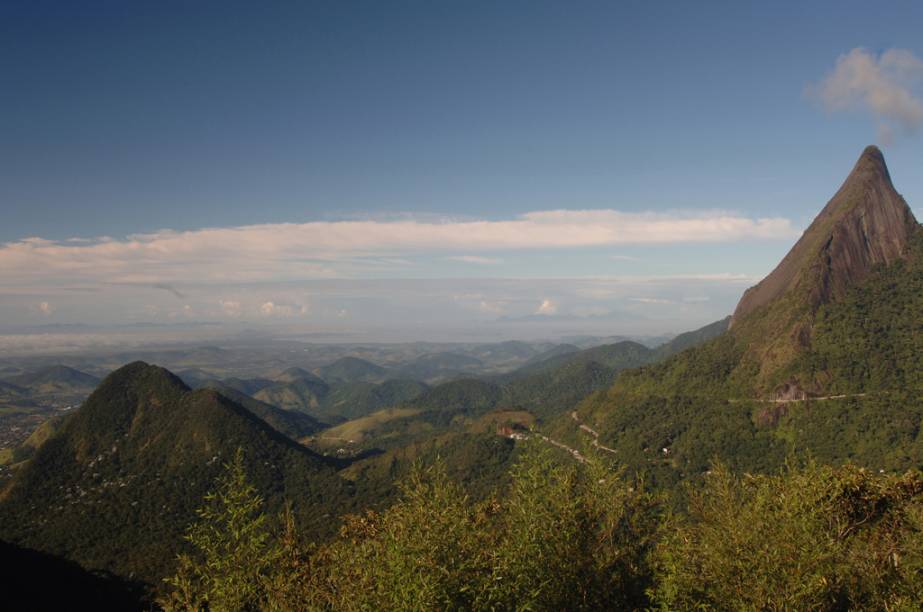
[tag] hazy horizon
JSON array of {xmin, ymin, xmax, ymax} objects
[{"xmin": 4, "ymin": 2, "xmax": 923, "ymax": 345}]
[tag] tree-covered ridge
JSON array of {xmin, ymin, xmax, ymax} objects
[
  {"xmin": 0, "ymin": 362, "xmax": 357, "ymax": 585},
  {"xmin": 621, "ymin": 145, "xmax": 921, "ymax": 397},
  {"xmin": 605, "ymin": 226, "xmax": 923, "ymax": 401},
  {"xmin": 574, "ymin": 226, "xmax": 923, "ymax": 494},
  {"xmin": 161, "ymin": 446, "xmax": 923, "ymax": 610},
  {"xmin": 793, "ymin": 229, "xmax": 923, "ymax": 395}
]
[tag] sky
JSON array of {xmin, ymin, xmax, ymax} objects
[{"xmin": 3, "ymin": 1, "xmax": 923, "ymax": 348}]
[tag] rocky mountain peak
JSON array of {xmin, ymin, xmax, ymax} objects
[{"xmin": 730, "ymin": 146, "xmax": 918, "ymax": 327}]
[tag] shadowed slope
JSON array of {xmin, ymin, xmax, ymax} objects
[{"xmin": 0, "ymin": 362, "xmax": 354, "ymax": 585}]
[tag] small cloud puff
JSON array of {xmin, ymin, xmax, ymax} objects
[
  {"xmin": 220, "ymin": 300, "xmax": 242, "ymax": 318},
  {"xmin": 478, "ymin": 300, "xmax": 505, "ymax": 314},
  {"xmin": 449, "ymin": 255, "xmax": 502, "ymax": 265},
  {"xmin": 535, "ymin": 299, "xmax": 558, "ymax": 315},
  {"xmin": 811, "ymin": 47, "xmax": 923, "ymax": 144}
]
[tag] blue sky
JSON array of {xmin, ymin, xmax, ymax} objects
[{"xmin": 2, "ymin": 1, "xmax": 923, "ymax": 345}]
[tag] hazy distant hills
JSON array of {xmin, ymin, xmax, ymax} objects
[
  {"xmin": 4, "ymin": 365, "xmax": 99, "ymax": 397},
  {"xmin": 322, "ymin": 379, "xmax": 429, "ymax": 421},
  {"xmin": 574, "ymin": 146, "xmax": 923, "ymax": 489},
  {"xmin": 315, "ymin": 356, "xmax": 387, "ymax": 382},
  {"xmin": 271, "ymin": 366, "xmax": 326, "ymax": 385},
  {"xmin": 200, "ymin": 382, "xmax": 325, "ymax": 439},
  {"xmin": 0, "ymin": 380, "xmax": 26, "ymax": 399},
  {"xmin": 301, "ymin": 321, "xmax": 731, "ymax": 458}
]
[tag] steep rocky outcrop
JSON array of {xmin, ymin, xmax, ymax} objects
[{"xmin": 731, "ymin": 146, "xmax": 917, "ymax": 326}]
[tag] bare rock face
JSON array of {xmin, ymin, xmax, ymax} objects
[{"xmin": 731, "ymin": 146, "xmax": 918, "ymax": 327}]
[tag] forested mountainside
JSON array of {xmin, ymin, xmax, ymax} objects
[
  {"xmin": 0, "ymin": 363, "xmax": 357, "ymax": 584},
  {"xmin": 572, "ymin": 146, "xmax": 923, "ymax": 493}
]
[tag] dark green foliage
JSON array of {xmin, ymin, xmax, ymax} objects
[
  {"xmin": 204, "ymin": 382, "xmax": 325, "ymax": 438},
  {"xmin": 503, "ymin": 359, "xmax": 625, "ymax": 420},
  {"xmin": 497, "ymin": 320, "xmax": 730, "ymax": 422},
  {"xmin": 208, "ymin": 376, "xmax": 275, "ymax": 396},
  {"xmin": 162, "ymin": 449, "xmax": 280, "ymax": 611},
  {"xmin": 8, "ymin": 365, "xmax": 100, "ymax": 391},
  {"xmin": 321, "ymin": 378, "xmax": 428, "ymax": 421},
  {"xmin": 165, "ymin": 447, "xmax": 923, "ymax": 610},
  {"xmin": 253, "ymin": 377, "xmax": 330, "ymax": 415},
  {"xmin": 510, "ymin": 340, "xmax": 655, "ymax": 379},
  {"xmin": 408, "ymin": 378, "xmax": 502, "ymax": 415},
  {"xmin": 653, "ymin": 315, "xmax": 731, "ymax": 357},
  {"xmin": 0, "ymin": 362, "xmax": 356, "ymax": 586},
  {"xmin": 393, "ymin": 351, "xmax": 484, "ymax": 380},
  {"xmin": 581, "ymin": 232, "xmax": 923, "ymax": 487},
  {"xmin": 1, "ymin": 540, "xmax": 146, "ymax": 610},
  {"xmin": 346, "ymin": 432, "xmax": 520, "ymax": 504},
  {"xmin": 653, "ymin": 462, "xmax": 923, "ymax": 610},
  {"xmin": 777, "ymin": 392, "xmax": 923, "ymax": 471},
  {"xmin": 796, "ymin": 232, "xmax": 923, "ymax": 394},
  {"xmin": 316, "ymin": 356, "xmax": 386, "ymax": 383},
  {"xmin": 262, "ymin": 445, "xmax": 663, "ymax": 611},
  {"xmin": 242, "ymin": 373, "xmax": 426, "ymax": 423}
]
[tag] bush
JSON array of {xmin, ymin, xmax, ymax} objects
[{"xmin": 652, "ymin": 461, "xmax": 923, "ymax": 610}]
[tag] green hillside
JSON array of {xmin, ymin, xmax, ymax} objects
[
  {"xmin": 321, "ymin": 378, "xmax": 428, "ymax": 421},
  {"xmin": 316, "ymin": 356, "xmax": 387, "ymax": 382},
  {"xmin": 576, "ymin": 147, "xmax": 923, "ymax": 491},
  {"xmin": 0, "ymin": 362, "xmax": 356, "ymax": 585},
  {"xmin": 202, "ymin": 382, "xmax": 326, "ymax": 438}
]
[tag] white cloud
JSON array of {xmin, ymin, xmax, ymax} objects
[
  {"xmin": 449, "ymin": 255, "xmax": 502, "ymax": 265},
  {"xmin": 220, "ymin": 300, "xmax": 242, "ymax": 317},
  {"xmin": 478, "ymin": 300, "xmax": 505, "ymax": 314},
  {"xmin": 609, "ymin": 255, "xmax": 640, "ymax": 261},
  {"xmin": 812, "ymin": 47, "xmax": 923, "ymax": 143},
  {"xmin": 259, "ymin": 301, "xmax": 295, "ymax": 317},
  {"xmin": 629, "ymin": 297, "xmax": 673, "ymax": 305},
  {"xmin": 0, "ymin": 209, "xmax": 796, "ymax": 288},
  {"xmin": 535, "ymin": 298, "xmax": 558, "ymax": 315}
]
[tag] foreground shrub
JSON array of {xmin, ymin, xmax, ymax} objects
[
  {"xmin": 163, "ymin": 447, "xmax": 923, "ymax": 610},
  {"xmin": 652, "ymin": 461, "xmax": 923, "ymax": 610}
]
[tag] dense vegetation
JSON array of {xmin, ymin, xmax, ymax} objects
[
  {"xmin": 1, "ymin": 539, "xmax": 145, "ymax": 610},
  {"xmin": 796, "ymin": 235, "xmax": 923, "ymax": 395},
  {"xmin": 162, "ymin": 446, "xmax": 923, "ymax": 610},
  {"xmin": 0, "ymin": 363, "xmax": 358, "ymax": 584},
  {"xmin": 574, "ymin": 231, "xmax": 923, "ymax": 492}
]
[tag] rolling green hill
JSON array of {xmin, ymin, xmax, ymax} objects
[
  {"xmin": 321, "ymin": 378, "xmax": 428, "ymax": 421},
  {"xmin": 0, "ymin": 362, "xmax": 356, "ymax": 586},
  {"xmin": 253, "ymin": 377, "xmax": 330, "ymax": 415},
  {"xmin": 201, "ymin": 382, "xmax": 326, "ymax": 438},
  {"xmin": 315, "ymin": 356, "xmax": 387, "ymax": 382},
  {"xmin": 7, "ymin": 365, "xmax": 100, "ymax": 395}
]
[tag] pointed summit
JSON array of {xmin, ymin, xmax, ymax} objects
[{"xmin": 731, "ymin": 145, "xmax": 918, "ymax": 326}]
